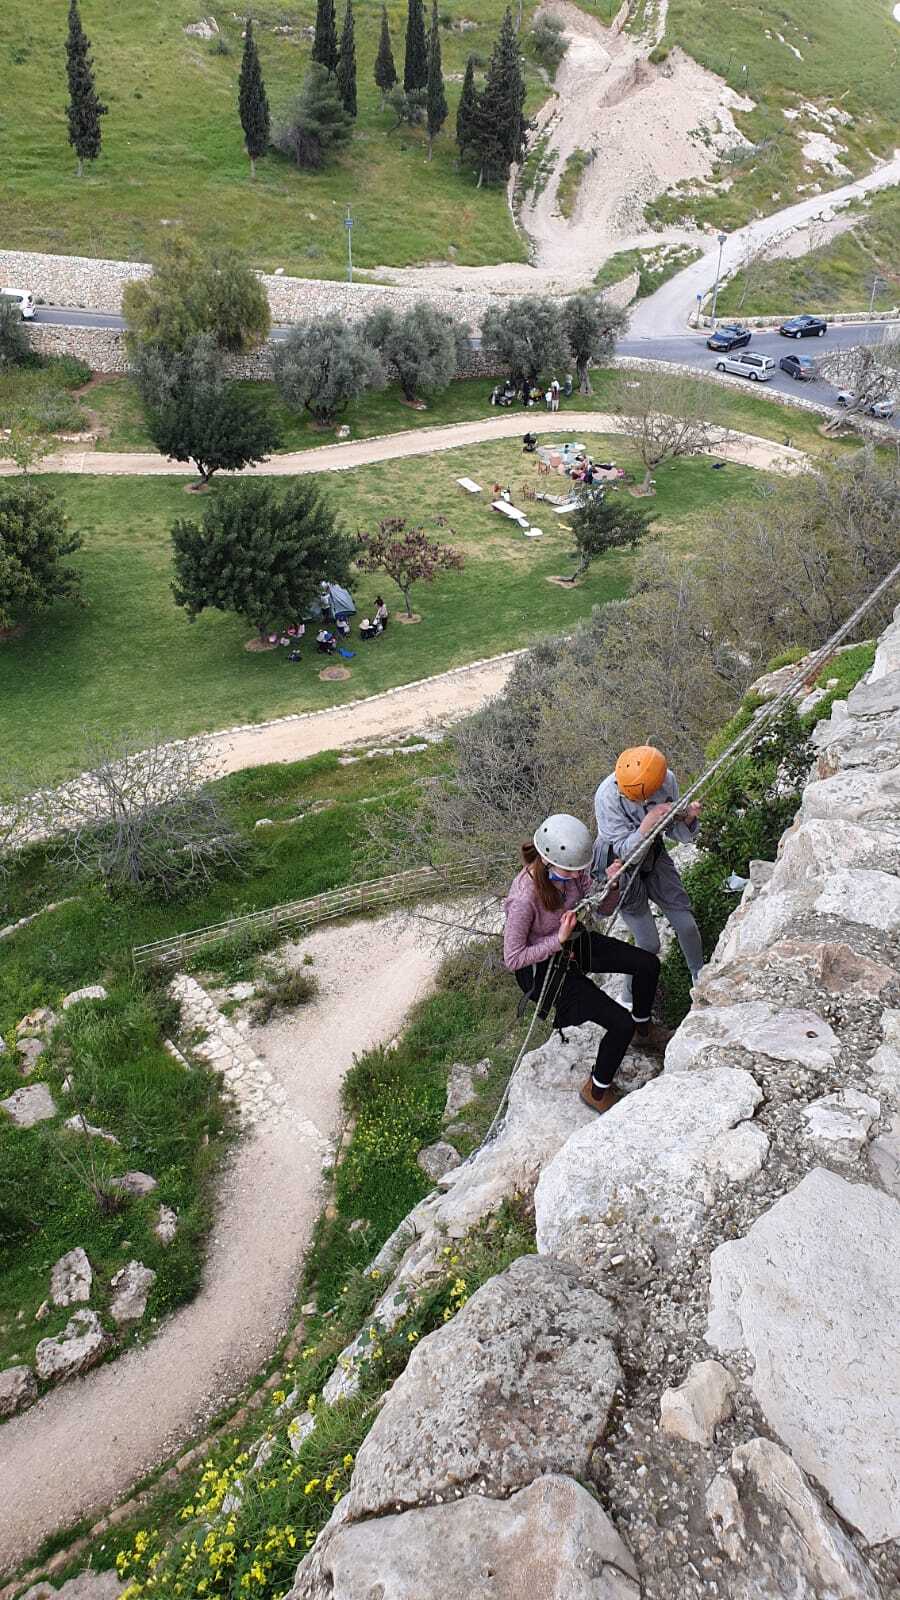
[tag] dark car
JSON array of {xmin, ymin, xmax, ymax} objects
[
  {"xmin": 779, "ymin": 314, "xmax": 828, "ymax": 338},
  {"xmin": 779, "ymin": 353, "xmax": 817, "ymax": 381},
  {"xmin": 706, "ymin": 324, "xmax": 752, "ymax": 352}
]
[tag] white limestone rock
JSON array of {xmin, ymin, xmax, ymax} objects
[
  {"xmin": 292, "ymin": 1476, "xmax": 640, "ymax": 1600},
  {"xmin": 20, "ymin": 1570, "xmax": 127, "ymax": 1600},
  {"xmin": 287, "ymin": 1410, "xmax": 317, "ymax": 1455},
  {"xmin": 869, "ymin": 1117, "xmax": 900, "ymax": 1198},
  {"xmin": 706, "ymin": 1168, "xmax": 900, "ymax": 1543},
  {"xmin": 846, "ymin": 666, "xmax": 900, "ymax": 718},
  {"xmin": 704, "ymin": 1120, "xmax": 769, "ymax": 1181},
  {"xmin": 868, "ymin": 1012, "xmax": 900, "ymax": 1107},
  {"xmin": 871, "ymin": 612, "xmax": 900, "ymax": 682},
  {"xmin": 712, "ymin": 889, "xmax": 802, "ymax": 965},
  {"xmin": 35, "ymin": 1309, "xmax": 111, "ymax": 1381},
  {"xmin": 109, "ymin": 1260, "xmax": 156, "ymax": 1324},
  {"xmin": 800, "ymin": 765, "xmax": 900, "ymax": 825},
  {"xmin": 16, "ymin": 1007, "xmax": 58, "ymax": 1038},
  {"xmin": 61, "ymin": 985, "xmax": 108, "ymax": 1010},
  {"xmin": 153, "ymin": 1204, "xmax": 179, "ymax": 1245},
  {"xmin": 183, "ymin": 15, "xmax": 219, "ymax": 38},
  {"xmin": 802, "ymin": 1088, "xmax": 880, "ymax": 1159},
  {"xmin": 0, "ymin": 1364, "xmax": 38, "ymax": 1418},
  {"xmin": 665, "ymin": 1001, "xmax": 839, "ymax": 1074},
  {"xmin": 416, "ymin": 1140, "xmax": 461, "ymax": 1181},
  {"xmin": 50, "ymin": 1247, "xmax": 93, "ymax": 1307},
  {"xmin": 535, "ymin": 1068, "xmax": 762, "ymax": 1269},
  {"xmin": 1, "ymin": 1082, "xmax": 58, "ymax": 1127},
  {"xmin": 443, "ymin": 1057, "xmax": 489, "ymax": 1122},
  {"xmin": 63, "ymin": 1114, "xmax": 119, "ymax": 1144},
  {"xmin": 814, "ymin": 868, "xmax": 900, "ymax": 932},
  {"xmin": 659, "ymin": 1359, "xmax": 735, "ymax": 1444},
  {"xmin": 769, "ymin": 816, "xmax": 900, "ymax": 891},
  {"xmin": 706, "ymin": 1437, "xmax": 882, "ymax": 1600},
  {"xmin": 107, "ymin": 1171, "xmax": 158, "ymax": 1197}
]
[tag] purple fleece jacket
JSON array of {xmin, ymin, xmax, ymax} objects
[{"xmin": 502, "ymin": 867, "xmax": 593, "ymax": 971}]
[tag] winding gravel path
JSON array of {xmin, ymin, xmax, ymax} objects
[{"xmin": 0, "ymin": 909, "xmax": 454, "ymax": 1576}]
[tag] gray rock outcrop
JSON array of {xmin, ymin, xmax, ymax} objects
[
  {"xmin": 109, "ymin": 1261, "xmax": 157, "ymax": 1324},
  {"xmin": 1, "ymin": 1082, "xmax": 58, "ymax": 1127},
  {"xmin": 21, "ymin": 1570, "xmax": 126, "ymax": 1600},
  {"xmin": 35, "ymin": 1310, "xmax": 111, "ymax": 1381},
  {"xmin": 63, "ymin": 1114, "xmax": 119, "ymax": 1144},
  {"xmin": 416, "ymin": 1140, "xmax": 461, "ymax": 1180},
  {"xmin": 153, "ymin": 1204, "xmax": 179, "ymax": 1244},
  {"xmin": 802, "ymin": 1086, "xmax": 880, "ymax": 1158},
  {"xmin": 0, "ymin": 1364, "xmax": 38, "ymax": 1418},
  {"xmin": 107, "ymin": 1171, "xmax": 158, "ymax": 1197},
  {"xmin": 50, "ymin": 1247, "xmax": 93, "ymax": 1307},
  {"xmin": 664, "ymin": 1000, "xmax": 839, "ymax": 1073}
]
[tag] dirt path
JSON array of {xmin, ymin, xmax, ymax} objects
[{"xmin": 0, "ymin": 909, "xmax": 453, "ymax": 1575}]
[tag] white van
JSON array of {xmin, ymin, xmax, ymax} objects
[
  {"xmin": 713, "ymin": 350, "xmax": 776, "ymax": 382},
  {"xmin": 1, "ymin": 289, "xmax": 36, "ymax": 320}
]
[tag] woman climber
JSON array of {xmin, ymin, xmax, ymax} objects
[{"xmin": 503, "ymin": 814, "xmax": 668, "ymax": 1116}]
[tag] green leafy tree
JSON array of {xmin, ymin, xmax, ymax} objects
[
  {"xmin": 275, "ymin": 63, "xmax": 353, "ymax": 169},
  {"xmin": 386, "ymin": 86, "xmax": 426, "ymax": 128},
  {"xmin": 356, "ymin": 517, "xmax": 464, "ymax": 616},
  {"xmin": 530, "ymin": 13, "xmax": 568, "ymax": 72},
  {"xmin": 171, "ymin": 480, "xmax": 354, "ymax": 638},
  {"xmin": 65, "ymin": 0, "xmax": 107, "ymax": 176},
  {"xmin": 312, "ymin": 0, "xmax": 339, "ymax": 73},
  {"xmin": 274, "ymin": 316, "xmax": 385, "ymax": 424},
  {"xmin": 425, "ymin": 0, "xmax": 448, "ymax": 159},
  {"xmin": 0, "ymin": 481, "xmax": 84, "ymax": 630},
  {"xmin": 336, "ymin": 0, "xmax": 357, "ymax": 116},
  {"xmin": 364, "ymin": 303, "xmax": 466, "ymax": 402},
  {"xmin": 374, "ymin": 4, "xmax": 397, "ymax": 104},
  {"xmin": 480, "ymin": 294, "xmax": 568, "ymax": 386},
  {"xmin": 137, "ymin": 336, "xmax": 279, "ymax": 485},
  {"xmin": 404, "ymin": 0, "xmax": 428, "ymax": 92},
  {"xmin": 562, "ymin": 292, "xmax": 629, "ymax": 396},
  {"xmin": 455, "ymin": 56, "xmax": 479, "ymax": 162},
  {"xmin": 238, "ymin": 18, "xmax": 270, "ymax": 178},
  {"xmin": 568, "ymin": 491, "xmax": 653, "ymax": 580},
  {"xmin": 466, "ymin": 7, "xmax": 525, "ymax": 185},
  {"xmin": 123, "ymin": 236, "xmax": 271, "ymax": 356}
]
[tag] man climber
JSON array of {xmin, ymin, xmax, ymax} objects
[{"xmin": 593, "ymin": 745, "xmax": 704, "ymax": 986}]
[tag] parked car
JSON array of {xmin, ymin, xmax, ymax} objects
[
  {"xmin": 867, "ymin": 398, "xmax": 895, "ymax": 419},
  {"xmin": 0, "ymin": 288, "xmax": 35, "ymax": 320},
  {"xmin": 779, "ymin": 353, "xmax": 817, "ymax": 381},
  {"xmin": 779, "ymin": 314, "xmax": 827, "ymax": 338},
  {"xmin": 706, "ymin": 324, "xmax": 751, "ymax": 352},
  {"xmin": 713, "ymin": 351, "xmax": 776, "ymax": 382}
]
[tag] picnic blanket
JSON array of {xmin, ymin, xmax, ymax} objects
[{"xmin": 491, "ymin": 500, "xmax": 530, "ymax": 528}]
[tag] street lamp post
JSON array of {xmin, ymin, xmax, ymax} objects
[
  {"xmin": 345, "ymin": 206, "xmax": 354, "ymax": 284},
  {"xmin": 710, "ymin": 232, "xmax": 728, "ymax": 323}
]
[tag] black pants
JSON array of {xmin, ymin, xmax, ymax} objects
[{"xmin": 516, "ymin": 932, "xmax": 660, "ymax": 1090}]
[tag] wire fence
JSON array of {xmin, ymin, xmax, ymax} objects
[{"xmin": 132, "ymin": 862, "xmax": 482, "ymax": 972}]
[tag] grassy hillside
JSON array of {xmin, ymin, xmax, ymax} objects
[
  {"xmin": 1, "ymin": 0, "xmax": 537, "ymax": 276},
  {"xmin": 649, "ymin": 0, "xmax": 900, "ymax": 233}
]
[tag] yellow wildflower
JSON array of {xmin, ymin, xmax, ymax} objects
[
  {"xmin": 304, "ymin": 1477, "xmax": 321, "ymax": 1495},
  {"xmin": 407, "ymin": 1331, "xmax": 419, "ymax": 1344},
  {"xmin": 343, "ymin": 1453, "xmax": 354, "ymax": 1469}
]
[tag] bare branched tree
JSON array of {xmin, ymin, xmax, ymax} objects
[
  {"xmin": 609, "ymin": 369, "xmax": 733, "ymax": 491},
  {"xmin": 34, "ymin": 732, "xmax": 245, "ymax": 898},
  {"xmin": 818, "ymin": 334, "xmax": 900, "ymax": 435}
]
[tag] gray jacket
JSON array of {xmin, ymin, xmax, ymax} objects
[{"xmin": 592, "ymin": 768, "xmax": 698, "ymax": 874}]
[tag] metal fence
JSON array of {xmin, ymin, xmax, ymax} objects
[{"xmin": 132, "ymin": 862, "xmax": 481, "ymax": 972}]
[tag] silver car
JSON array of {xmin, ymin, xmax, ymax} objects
[{"xmin": 713, "ymin": 351, "xmax": 776, "ymax": 382}]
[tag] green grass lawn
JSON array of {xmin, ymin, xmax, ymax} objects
[
  {"xmin": 1, "ymin": 0, "xmax": 538, "ymax": 276},
  {"xmin": 0, "ymin": 439, "xmax": 765, "ymax": 784},
  {"xmin": 717, "ymin": 188, "xmax": 900, "ymax": 318}
]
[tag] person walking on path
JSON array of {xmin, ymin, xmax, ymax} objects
[
  {"xmin": 503, "ymin": 814, "xmax": 667, "ymax": 1114},
  {"xmin": 593, "ymin": 746, "xmax": 704, "ymax": 985}
]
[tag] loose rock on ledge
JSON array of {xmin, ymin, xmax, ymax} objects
[
  {"xmin": 659, "ymin": 1359, "xmax": 735, "ymax": 1444},
  {"xmin": 50, "ymin": 1247, "xmax": 93, "ymax": 1307},
  {"xmin": 109, "ymin": 1261, "xmax": 157, "ymax": 1325}
]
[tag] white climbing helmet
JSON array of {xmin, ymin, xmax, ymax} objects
[{"xmin": 533, "ymin": 814, "xmax": 593, "ymax": 871}]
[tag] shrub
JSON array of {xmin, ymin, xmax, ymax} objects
[
  {"xmin": 0, "ymin": 298, "xmax": 34, "ymax": 368},
  {"xmin": 274, "ymin": 62, "xmax": 353, "ymax": 168},
  {"xmin": 530, "ymin": 14, "xmax": 568, "ymax": 72},
  {"xmin": 251, "ymin": 968, "xmax": 319, "ymax": 1023}
]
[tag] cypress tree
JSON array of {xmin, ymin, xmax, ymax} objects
[
  {"xmin": 238, "ymin": 19, "xmax": 270, "ymax": 178},
  {"xmin": 336, "ymin": 0, "xmax": 357, "ymax": 117},
  {"xmin": 468, "ymin": 7, "xmax": 525, "ymax": 186},
  {"xmin": 312, "ymin": 0, "xmax": 339, "ymax": 75},
  {"xmin": 65, "ymin": 0, "xmax": 107, "ymax": 177},
  {"xmin": 403, "ymin": 0, "xmax": 428, "ymax": 92},
  {"xmin": 374, "ymin": 5, "xmax": 397, "ymax": 105},
  {"xmin": 455, "ymin": 56, "xmax": 478, "ymax": 163},
  {"xmin": 425, "ymin": 0, "xmax": 447, "ymax": 160}
]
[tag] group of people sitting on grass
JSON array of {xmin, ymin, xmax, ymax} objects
[
  {"xmin": 490, "ymin": 375, "xmax": 574, "ymax": 409},
  {"xmin": 315, "ymin": 598, "xmax": 389, "ymax": 655}
]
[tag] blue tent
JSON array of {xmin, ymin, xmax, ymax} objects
[{"xmin": 305, "ymin": 582, "xmax": 356, "ymax": 621}]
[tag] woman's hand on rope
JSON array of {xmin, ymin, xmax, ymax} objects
[{"xmin": 559, "ymin": 910, "xmax": 579, "ymax": 944}]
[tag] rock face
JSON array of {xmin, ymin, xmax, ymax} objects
[
  {"xmin": 297, "ymin": 1476, "xmax": 640, "ymax": 1600},
  {"xmin": 707, "ymin": 1168, "xmax": 900, "ymax": 1543},
  {"xmin": 664, "ymin": 1001, "xmax": 839, "ymax": 1073},
  {"xmin": 35, "ymin": 1310, "xmax": 111, "ymax": 1381},
  {"xmin": 870, "ymin": 1116, "xmax": 900, "ymax": 1198},
  {"xmin": 109, "ymin": 1261, "xmax": 157, "ymax": 1324},
  {"xmin": 535, "ymin": 1067, "xmax": 762, "ymax": 1268},
  {"xmin": 802, "ymin": 1087, "xmax": 880, "ymax": 1158},
  {"xmin": 345, "ymin": 1256, "xmax": 620, "ymax": 1520},
  {"xmin": 706, "ymin": 1438, "xmax": 882, "ymax": 1600},
  {"xmin": 0, "ymin": 1364, "xmax": 38, "ymax": 1418},
  {"xmin": 1, "ymin": 1082, "xmax": 58, "ymax": 1127},
  {"xmin": 659, "ymin": 1360, "xmax": 735, "ymax": 1445},
  {"xmin": 50, "ymin": 1247, "xmax": 93, "ymax": 1307},
  {"xmin": 416, "ymin": 1140, "xmax": 461, "ymax": 1181}
]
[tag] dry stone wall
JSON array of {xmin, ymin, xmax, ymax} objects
[{"xmin": 284, "ymin": 602, "xmax": 900, "ymax": 1600}]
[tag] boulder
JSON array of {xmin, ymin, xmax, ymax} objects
[
  {"xmin": 16, "ymin": 1036, "xmax": 47, "ymax": 1073},
  {"xmin": 769, "ymin": 817, "xmax": 900, "ymax": 890},
  {"xmin": 63, "ymin": 1114, "xmax": 119, "ymax": 1144},
  {"xmin": 813, "ymin": 868, "xmax": 900, "ymax": 932},
  {"xmin": 417, "ymin": 1141, "xmax": 461, "ymax": 1181},
  {"xmin": 50, "ymin": 1247, "xmax": 93, "ymax": 1307},
  {"xmin": 183, "ymin": 15, "xmax": 219, "ymax": 37},
  {"xmin": 153, "ymin": 1204, "xmax": 179, "ymax": 1245},
  {"xmin": 61, "ymin": 984, "xmax": 108, "ymax": 1010},
  {"xmin": 292, "ymin": 1475, "xmax": 640, "ymax": 1600},
  {"xmin": 1, "ymin": 1082, "xmax": 58, "ymax": 1127},
  {"xmin": 665, "ymin": 1001, "xmax": 839, "ymax": 1074},
  {"xmin": 107, "ymin": 1171, "xmax": 158, "ymax": 1197},
  {"xmin": 659, "ymin": 1359, "xmax": 735, "ymax": 1444},
  {"xmin": 21, "ymin": 1572, "xmax": 126, "ymax": 1600},
  {"xmin": 287, "ymin": 1410, "xmax": 317, "ymax": 1455},
  {"xmin": 343, "ymin": 1255, "xmax": 620, "ymax": 1520},
  {"xmin": 444, "ymin": 1058, "xmax": 490, "ymax": 1122},
  {"xmin": 16, "ymin": 1007, "xmax": 58, "ymax": 1038},
  {"xmin": 0, "ymin": 1364, "xmax": 38, "ymax": 1418},
  {"xmin": 35, "ymin": 1309, "xmax": 111, "ymax": 1381},
  {"xmin": 109, "ymin": 1260, "xmax": 156, "ymax": 1324},
  {"xmin": 535, "ymin": 1068, "xmax": 762, "ymax": 1269},
  {"xmin": 706, "ymin": 1437, "xmax": 881, "ymax": 1599},
  {"xmin": 706, "ymin": 1168, "xmax": 900, "ymax": 1543},
  {"xmin": 802, "ymin": 1087, "xmax": 880, "ymax": 1159}
]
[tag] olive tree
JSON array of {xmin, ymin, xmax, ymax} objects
[
  {"xmin": 274, "ymin": 317, "xmax": 386, "ymax": 424},
  {"xmin": 363, "ymin": 303, "xmax": 468, "ymax": 403},
  {"xmin": 123, "ymin": 236, "xmax": 271, "ymax": 356},
  {"xmin": 480, "ymin": 295, "xmax": 568, "ymax": 387},
  {"xmin": 568, "ymin": 490, "xmax": 653, "ymax": 580},
  {"xmin": 562, "ymin": 292, "xmax": 629, "ymax": 395}
]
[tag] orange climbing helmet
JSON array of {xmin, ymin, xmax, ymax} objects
[{"xmin": 615, "ymin": 745, "xmax": 668, "ymax": 803}]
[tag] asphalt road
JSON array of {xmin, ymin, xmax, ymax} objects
[{"xmin": 32, "ymin": 304, "xmax": 900, "ymax": 430}]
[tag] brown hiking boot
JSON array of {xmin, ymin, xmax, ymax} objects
[
  {"xmin": 580, "ymin": 1079, "xmax": 621, "ymax": 1115},
  {"xmin": 631, "ymin": 1021, "xmax": 673, "ymax": 1056}
]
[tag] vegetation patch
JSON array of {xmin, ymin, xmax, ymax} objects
[
  {"xmin": 593, "ymin": 243, "xmax": 702, "ymax": 298},
  {"xmin": 556, "ymin": 146, "xmax": 594, "ymax": 219}
]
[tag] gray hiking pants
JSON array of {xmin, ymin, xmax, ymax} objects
[{"xmin": 620, "ymin": 848, "xmax": 704, "ymax": 982}]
